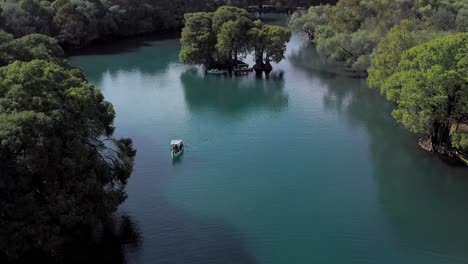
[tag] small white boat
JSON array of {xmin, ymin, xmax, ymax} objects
[{"xmin": 171, "ymin": 140, "xmax": 184, "ymax": 159}]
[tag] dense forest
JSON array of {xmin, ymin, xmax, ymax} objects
[
  {"xmin": 0, "ymin": 0, "xmax": 217, "ymax": 47},
  {"xmin": 289, "ymin": 0, "xmax": 468, "ymax": 159},
  {"xmin": 0, "ymin": 29, "xmax": 136, "ymax": 262},
  {"xmin": 289, "ymin": 0, "xmax": 467, "ymax": 72},
  {"xmin": 0, "ymin": 0, "xmax": 334, "ymax": 48}
]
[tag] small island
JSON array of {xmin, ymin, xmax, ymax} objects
[{"xmin": 179, "ymin": 6, "xmax": 291, "ymax": 76}]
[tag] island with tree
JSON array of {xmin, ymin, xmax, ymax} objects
[{"xmin": 179, "ymin": 6, "xmax": 291, "ymax": 75}]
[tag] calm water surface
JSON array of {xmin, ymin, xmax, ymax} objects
[{"xmin": 70, "ymin": 17, "xmax": 468, "ymax": 264}]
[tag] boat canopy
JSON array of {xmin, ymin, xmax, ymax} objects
[{"xmin": 171, "ymin": 140, "xmax": 183, "ymax": 145}]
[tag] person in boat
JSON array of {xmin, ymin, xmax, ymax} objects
[
  {"xmin": 179, "ymin": 142, "xmax": 184, "ymax": 149},
  {"xmin": 173, "ymin": 144, "xmax": 179, "ymax": 154}
]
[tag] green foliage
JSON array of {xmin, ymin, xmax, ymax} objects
[
  {"xmin": 452, "ymin": 132, "xmax": 468, "ymax": 149},
  {"xmin": 212, "ymin": 5, "xmax": 250, "ymax": 33},
  {"xmin": 0, "ymin": 0, "xmax": 62, "ymax": 39},
  {"xmin": 180, "ymin": 12, "xmax": 216, "ymax": 66},
  {"xmin": 0, "ymin": 33, "xmax": 65, "ymax": 67},
  {"xmin": 53, "ymin": 2, "xmax": 98, "ymax": 47},
  {"xmin": 329, "ymin": 0, "xmax": 362, "ymax": 33},
  {"xmin": 0, "ymin": 60, "xmax": 136, "ymax": 261},
  {"xmin": 216, "ymin": 16, "xmax": 253, "ymax": 61},
  {"xmin": 291, "ymin": 0, "xmax": 467, "ymax": 72},
  {"xmin": 248, "ymin": 21, "xmax": 291, "ymax": 67},
  {"xmin": 388, "ymin": 33, "xmax": 467, "ymax": 139},
  {"xmin": 264, "ymin": 25, "xmax": 291, "ymax": 63},
  {"xmin": 288, "ymin": 5, "xmax": 330, "ymax": 40},
  {"xmin": 0, "ymin": 30, "xmax": 14, "ymax": 45},
  {"xmin": 368, "ymin": 20, "xmax": 441, "ymax": 97},
  {"xmin": 0, "ymin": 0, "xmax": 222, "ymax": 47},
  {"xmin": 180, "ymin": 6, "xmax": 291, "ymax": 69}
]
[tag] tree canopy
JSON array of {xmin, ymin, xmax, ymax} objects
[
  {"xmin": 376, "ymin": 33, "xmax": 468, "ymax": 151},
  {"xmin": 289, "ymin": 0, "xmax": 468, "ymax": 72},
  {"xmin": 0, "ymin": 34, "xmax": 136, "ymax": 261},
  {"xmin": 180, "ymin": 5, "xmax": 291, "ymax": 70},
  {"xmin": 179, "ymin": 12, "xmax": 217, "ymax": 67},
  {"xmin": 367, "ymin": 20, "xmax": 442, "ymax": 96},
  {"xmin": 0, "ymin": 0, "xmax": 221, "ymax": 47},
  {"xmin": 0, "ymin": 31, "xmax": 65, "ymax": 67}
]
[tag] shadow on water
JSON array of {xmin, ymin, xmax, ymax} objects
[
  {"xmin": 66, "ymin": 33, "xmax": 180, "ymax": 57},
  {"xmin": 59, "ymin": 214, "xmax": 142, "ymax": 264},
  {"xmin": 180, "ymin": 70, "xmax": 288, "ymax": 114},
  {"xmin": 346, "ymin": 82, "xmax": 468, "ymax": 260},
  {"xmin": 291, "ymin": 42, "xmax": 468, "ymax": 260},
  {"xmin": 124, "ymin": 134, "xmax": 257, "ymax": 264},
  {"xmin": 143, "ymin": 194, "xmax": 257, "ymax": 264},
  {"xmin": 5, "ymin": 213, "xmax": 143, "ymax": 264}
]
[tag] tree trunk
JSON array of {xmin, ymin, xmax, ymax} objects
[
  {"xmin": 431, "ymin": 121, "xmax": 452, "ymax": 155},
  {"xmin": 307, "ymin": 31, "xmax": 314, "ymax": 42}
]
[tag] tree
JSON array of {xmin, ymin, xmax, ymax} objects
[
  {"xmin": 0, "ymin": 30, "xmax": 14, "ymax": 66},
  {"xmin": 212, "ymin": 5, "xmax": 250, "ymax": 33},
  {"xmin": 388, "ymin": 33, "xmax": 468, "ymax": 151},
  {"xmin": 180, "ymin": 5, "xmax": 290, "ymax": 70},
  {"xmin": 249, "ymin": 20, "xmax": 269, "ymax": 67},
  {"xmin": 368, "ymin": 20, "xmax": 440, "ymax": 95},
  {"xmin": 249, "ymin": 21, "xmax": 291, "ymax": 70},
  {"xmin": 290, "ymin": 0, "xmax": 467, "ymax": 72},
  {"xmin": 53, "ymin": 1, "xmax": 101, "ymax": 47},
  {"xmin": 264, "ymin": 25, "xmax": 291, "ymax": 64},
  {"xmin": 288, "ymin": 5, "xmax": 330, "ymax": 41},
  {"xmin": 0, "ymin": 60, "xmax": 136, "ymax": 261},
  {"xmin": 0, "ymin": 33, "xmax": 65, "ymax": 67},
  {"xmin": 216, "ymin": 16, "xmax": 253, "ymax": 61},
  {"xmin": 179, "ymin": 12, "xmax": 217, "ymax": 67}
]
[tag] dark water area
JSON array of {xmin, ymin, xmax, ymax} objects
[{"xmin": 68, "ymin": 14, "xmax": 468, "ymax": 264}]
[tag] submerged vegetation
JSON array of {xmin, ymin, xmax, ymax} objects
[
  {"xmin": 180, "ymin": 6, "xmax": 291, "ymax": 72},
  {"xmin": 0, "ymin": 30, "xmax": 136, "ymax": 261},
  {"xmin": 290, "ymin": 0, "xmax": 468, "ymax": 159}
]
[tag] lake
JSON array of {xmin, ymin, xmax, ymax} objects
[{"xmin": 70, "ymin": 15, "xmax": 468, "ymax": 264}]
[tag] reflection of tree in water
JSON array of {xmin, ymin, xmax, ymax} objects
[
  {"xmin": 7, "ymin": 214, "xmax": 142, "ymax": 264},
  {"xmin": 292, "ymin": 42, "xmax": 468, "ymax": 258},
  {"xmin": 347, "ymin": 84, "xmax": 468, "ymax": 258},
  {"xmin": 288, "ymin": 41, "xmax": 358, "ymax": 78},
  {"xmin": 180, "ymin": 70, "xmax": 288, "ymax": 114}
]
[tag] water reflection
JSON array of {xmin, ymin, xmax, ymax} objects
[
  {"xmin": 288, "ymin": 41, "xmax": 358, "ymax": 78},
  {"xmin": 291, "ymin": 42, "xmax": 468, "ymax": 260},
  {"xmin": 344, "ymin": 88, "xmax": 468, "ymax": 258},
  {"xmin": 180, "ymin": 70, "xmax": 288, "ymax": 114}
]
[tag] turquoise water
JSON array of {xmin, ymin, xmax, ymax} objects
[{"xmin": 70, "ymin": 26, "xmax": 468, "ymax": 263}]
